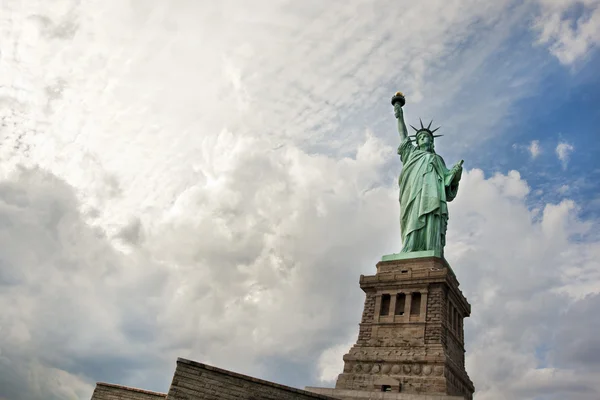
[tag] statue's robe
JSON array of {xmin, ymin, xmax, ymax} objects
[{"xmin": 398, "ymin": 138, "xmax": 460, "ymax": 253}]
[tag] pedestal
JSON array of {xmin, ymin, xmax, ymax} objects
[{"xmin": 307, "ymin": 256, "xmax": 474, "ymax": 400}]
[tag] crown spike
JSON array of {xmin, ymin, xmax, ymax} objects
[
  {"xmin": 431, "ymin": 126, "xmax": 441, "ymax": 133},
  {"xmin": 410, "ymin": 125, "xmax": 418, "ymax": 132},
  {"xmin": 427, "ymin": 120, "xmax": 433, "ymax": 129},
  {"xmin": 419, "ymin": 118, "xmax": 424, "ymax": 129}
]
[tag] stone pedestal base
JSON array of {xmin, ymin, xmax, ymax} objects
[
  {"xmin": 305, "ymin": 387, "xmax": 465, "ymax": 400},
  {"xmin": 327, "ymin": 256, "xmax": 474, "ymax": 399}
]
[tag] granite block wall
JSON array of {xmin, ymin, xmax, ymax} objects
[
  {"xmin": 90, "ymin": 383, "xmax": 166, "ymax": 400},
  {"xmin": 166, "ymin": 358, "xmax": 336, "ymax": 400}
]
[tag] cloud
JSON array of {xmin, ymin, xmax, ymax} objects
[
  {"xmin": 549, "ymin": 294, "xmax": 600, "ymax": 389},
  {"xmin": 142, "ymin": 129, "xmax": 399, "ymax": 374},
  {"xmin": 1, "ymin": 138, "xmax": 600, "ymax": 400},
  {"xmin": 0, "ymin": 1, "xmax": 599, "ymax": 400},
  {"xmin": 0, "ymin": 130, "xmax": 400, "ymax": 399},
  {"xmin": 0, "ymin": 167, "xmax": 171, "ymax": 399},
  {"xmin": 513, "ymin": 140, "xmax": 543, "ymax": 159},
  {"xmin": 558, "ymin": 184, "xmax": 570, "ymax": 195},
  {"xmin": 0, "ymin": 0, "xmax": 553, "ymax": 190},
  {"xmin": 533, "ymin": 0, "xmax": 600, "ymax": 65},
  {"xmin": 316, "ymin": 338, "xmax": 356, "ymax": 383},
  {"xmin": 556, "ymin": 141, "xmax": 575, "ymax": 168},
  {"xmin": 529, "ymin": 140, "xmax": 542, "ymax": 159},
  {"xmin": 446, "ymin": 171, "xmax": 600, "ymax": 400}
]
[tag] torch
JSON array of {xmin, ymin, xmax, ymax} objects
[{"xmin": 391, "ymin": 91, "xmax": 405, "ymax": 107}]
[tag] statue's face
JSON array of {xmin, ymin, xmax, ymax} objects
[{"xmin": 417, "ymin": 132, "xmax": 433, "ymax": 151}]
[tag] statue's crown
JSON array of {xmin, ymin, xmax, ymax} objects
[{"xmin": 409, "ymin": 118, "xmax": 442, "ymax": 139}]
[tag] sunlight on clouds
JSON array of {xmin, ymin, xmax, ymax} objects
[
  {"xmin": 1, "ymin": 0, "xmax": 542, "ymax": 226},
  {"xmin": 316, "ymin": 338, "xmax": 356, "ymax": 383},
  {"xmin": 541, "ymin": 200, "xmax": 580, "ymax": 239}
]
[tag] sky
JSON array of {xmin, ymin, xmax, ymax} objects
[{"xmin": 0, "ymin": 0, "xmax": 599, "ymax": 399}]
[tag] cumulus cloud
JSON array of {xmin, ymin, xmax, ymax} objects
[
  {"xmin": 0, "ymin": 131, "xmax": 401, "ymax": 399},
  {"xmin": 0, "ymin": 168, "xmax": 171, "ymax": 399},
  {"xmin": 447, "ymin": 171, "xmax": 600, "ymax": 399},
  {"xmin": 556, "ymin": 141, "xmax": 575, "ymax": 168},
  {"xmin": 0, "ymin": 1, "xmax": 599, "ymax": 400},
  {"xmin": 2, "ymin": 131, "xmax": 600, "ymax": 400},
  {"xmin": 4, "ymin": 138, "xmax": 599, "ymax": 400},
  {"xmin": 533, "ymin": 0, "xmax": 600, "ymax": 65}
]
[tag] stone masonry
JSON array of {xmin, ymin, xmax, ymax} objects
[
  {"xmin": 90, "ymin": 383, "xmax": 167, "ymax": 400},
  {"xmin": 328, "ymin": 256, "xmax": 474, "ymax": 399},
  {"xmin": 167, "ymin": 358, "xmax": 336, "ymax": 400},
  {"xmin": 91, "ymin": 358, "xmax": 338, "ymax": 400}
]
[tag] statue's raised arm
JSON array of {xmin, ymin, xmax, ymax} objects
[
  {"xmin": 391, "ymin": 91, "xmax": 463, "ymax": 258},
  {"xmin": 392, "ymin": 92, "xmax": 409, "ymax": 142}
]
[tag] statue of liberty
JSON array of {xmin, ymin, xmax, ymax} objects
[{"xmin": 391, "ymin": 92, "xmax": 463, "ymax": 257}]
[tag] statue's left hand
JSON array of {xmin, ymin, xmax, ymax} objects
[{"xmin": 451, "ymin": 160, "xmax": 464, "ymax": 175}]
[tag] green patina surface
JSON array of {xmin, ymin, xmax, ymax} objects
[
  {"xmin": 391, "ymin": 92, "xmax": 464, "ymax": 258},
  {"xmin": 381, "ymin": 250, "xmax": 442, "ymax": 262}
]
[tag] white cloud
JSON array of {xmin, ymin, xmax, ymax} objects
[
  {"xmin": 0, "ymin": 1, "xmax": 599, "ymax": 400},
  {"xmin": 317, "ymin": 338, "xmax": 356, "ymax": 383},
  {"xmin": 558, "ymin": 184, "xmax": 570, "ymax": 194},
  {"xmin": 0, "ymin": 132, "xmax": 401, "ymax": 398},
  {"xmin": 529, "ymin": 140, "xmax": 542, "ymax": 159},
  {"xmin": 0, "ymin": 0, "xmax": 548, "ymax": 203},
  {"xmin": 1, "ymin": 139, "xmax": 600, "ymax": 400},
  {"xmin": 556, "ymin": 141, "xmax": 575, "ymax": 168},
  {"xmin": 533, "ymin": 0, "xmax": 600, "ymax": 65},
  {"xmin": 512, "ymin": 140, "xmax": 543, "ymax": 159},
  {"xmin": 446, "ymin": 170, "xmax": 600, "ymax": 400}
]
